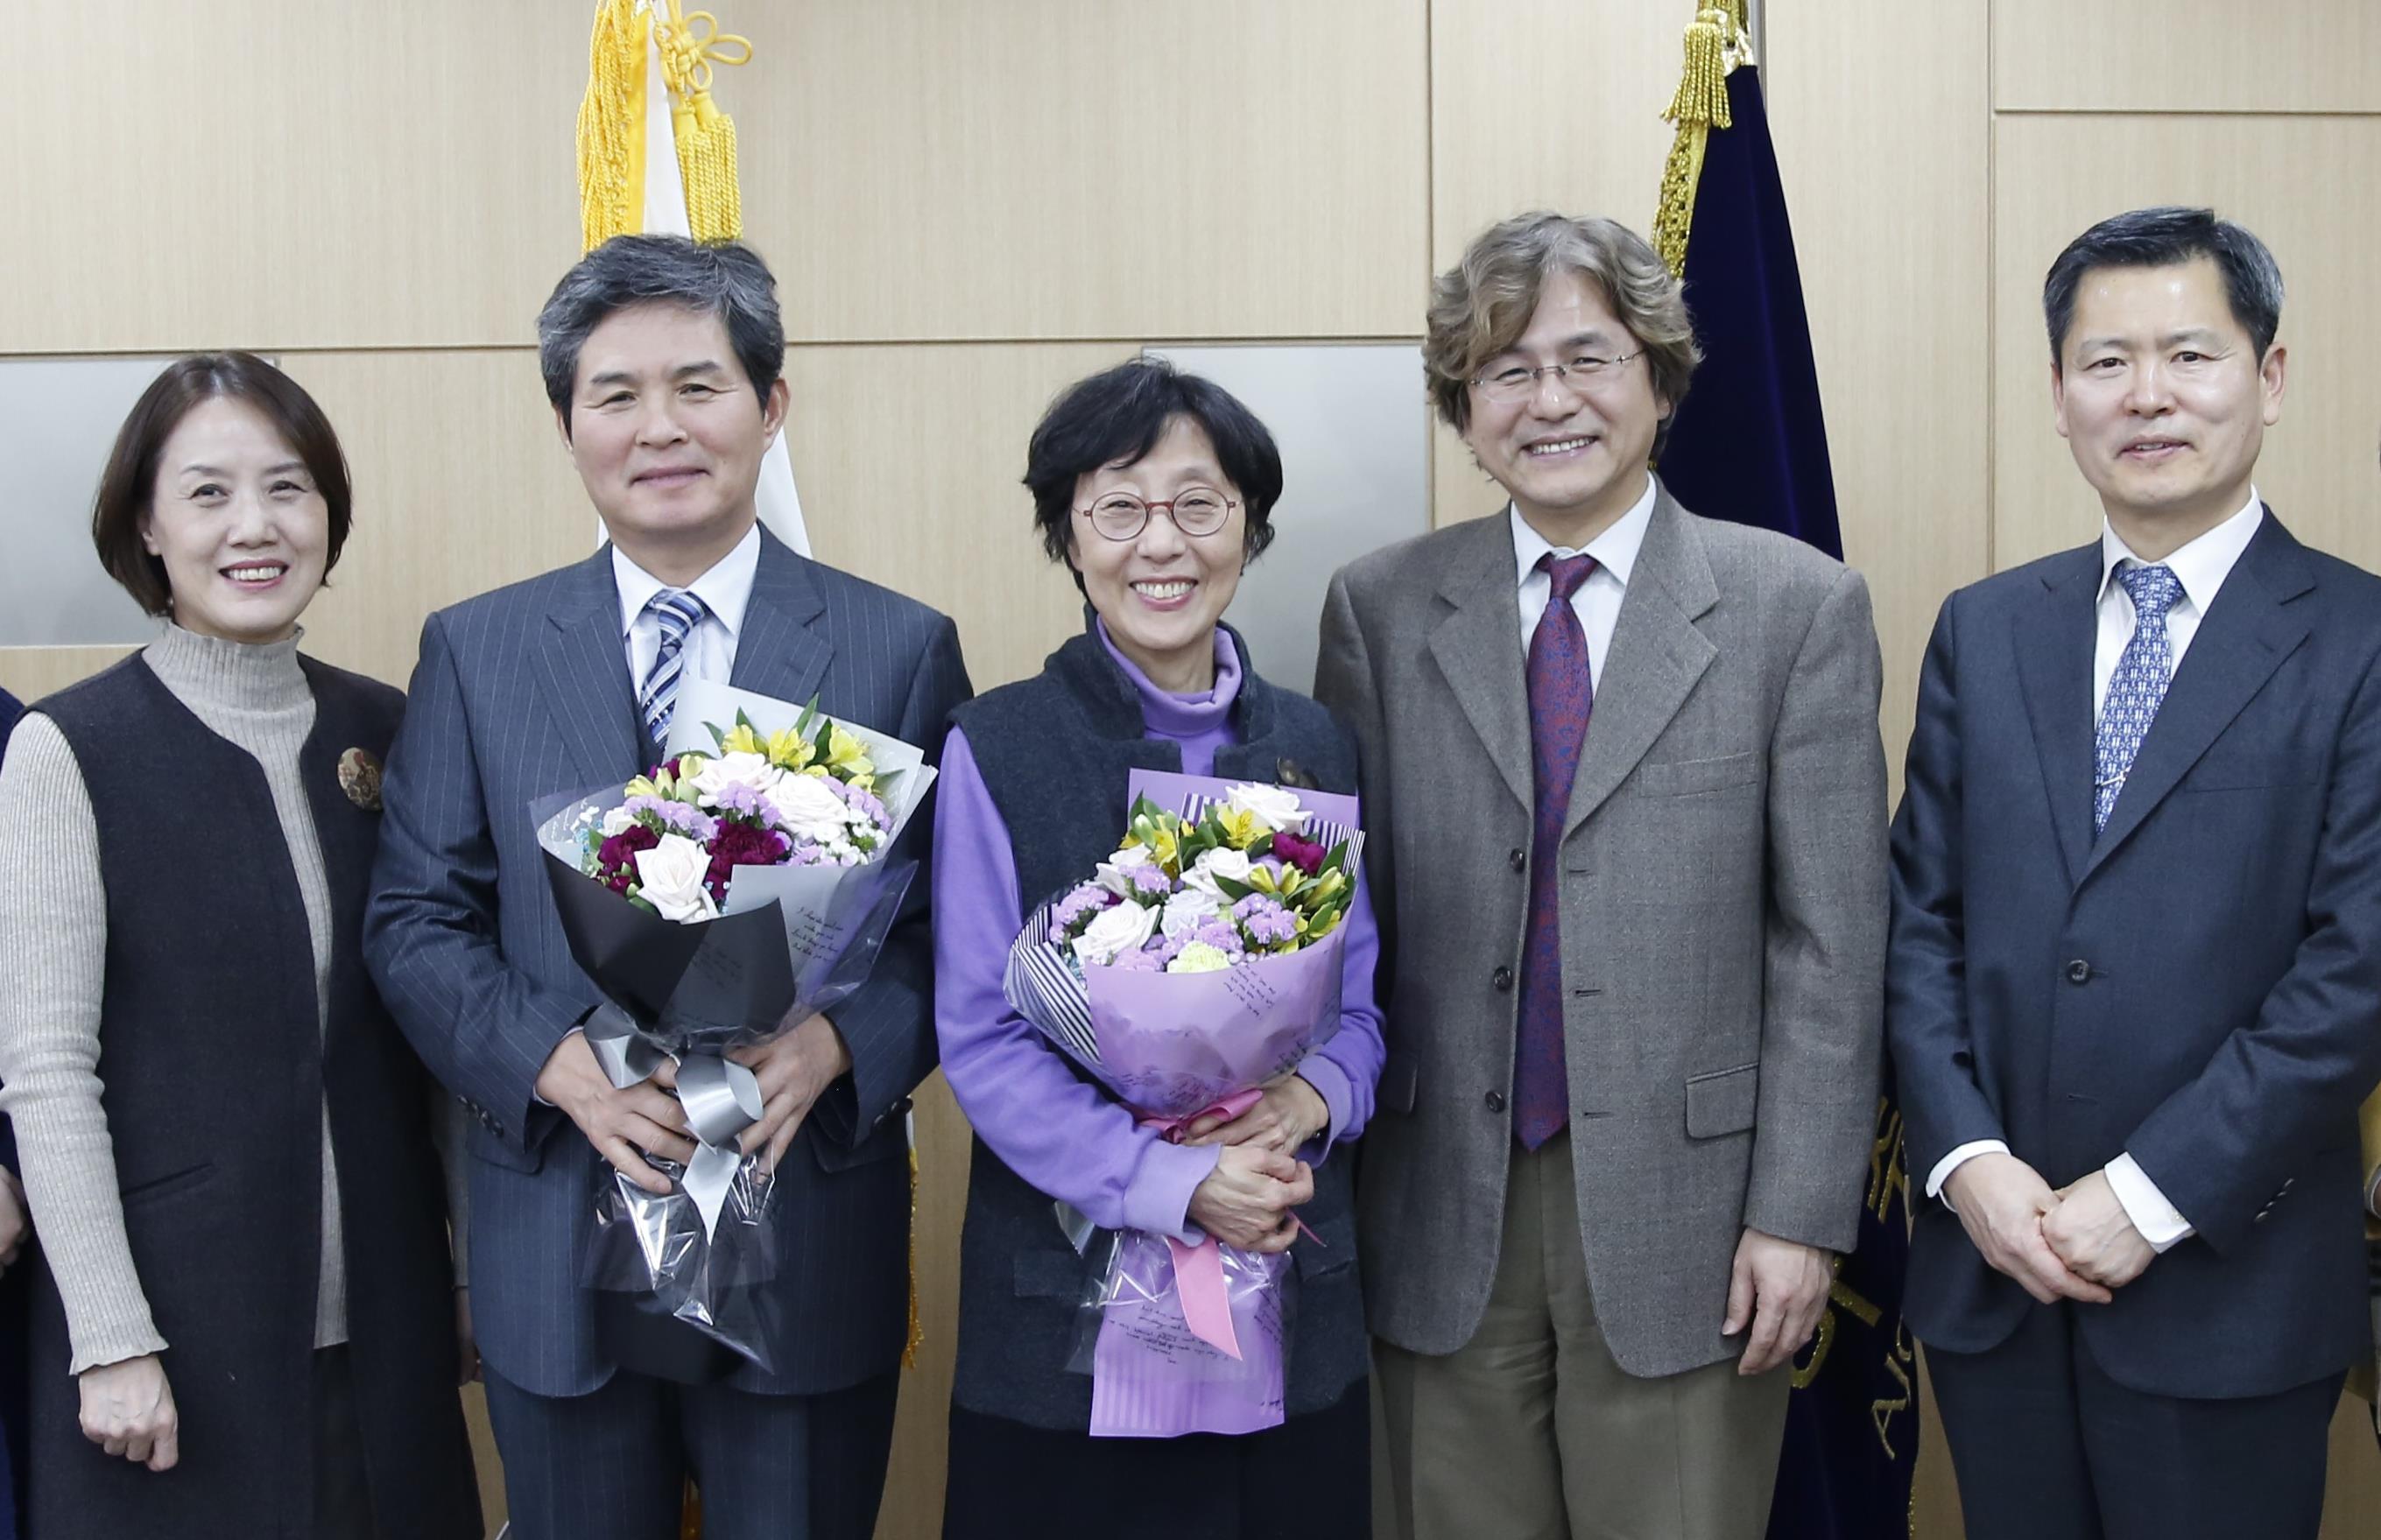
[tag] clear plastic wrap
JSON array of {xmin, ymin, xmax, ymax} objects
[{"xmin": 1061, "ymin": 1219, "xmax": 1299, "ymax": 1438}]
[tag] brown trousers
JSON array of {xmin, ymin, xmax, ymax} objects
[{"xmin": 1374, "ymin": 1133, "xmax": 1789, "ymax": 1540}]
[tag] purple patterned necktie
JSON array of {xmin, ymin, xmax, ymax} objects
[{"xmin": 1514, "ymin": 552, "xmax": 1597, "ymax": 1148}]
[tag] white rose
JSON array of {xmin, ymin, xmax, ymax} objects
[
  {"xmin": 633, "ymin": 833, "xmax": 719, "ymax": 924},
  {"xmin": 1226, "ymin": 782, "xmax": 1308, "ymax": 834},
  {"xmin": 1181, "ymin": 846, "xmax": 1254, "ymax": 899},
  {"xmin": 1160, "ymin": 888, "xmax": 1220, "ymax": 939},
  {"xmin": 1072, "ymin": 898, "xmax": 1159, "ymax": 967},
  {"xmin": 1094, "ymin": 844, "xmax": 1159, "ymax": 898},
  {"xmin": 691, "ymin": 750, "xmax": 778, "ymax": 805},
  {"xmin": 599, "ymin": 805, "xmax": 638, "ymax": 838},
  {"xmin": 764, "ymin": 772, "xmax": 853, "ymax": 847}
]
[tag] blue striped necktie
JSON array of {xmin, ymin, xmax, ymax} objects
[
  {"xmin": 638, "ymin": 588, "xmax": 708, "ymax": 749},
  {"xmin": 2093, "ymin": 562, "xmax": 2181, "ymax": 834}
]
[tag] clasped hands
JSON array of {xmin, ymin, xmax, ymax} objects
[
  {"xmin": 1943, "ymin": 1151, "xmax": 2153, "ymax": 1304},
  {"xmin": 535, "ymin": 1008, "xmax": 852, "ymax": 1194},
  {"xmin": 1180, "ymin": 1073, "xmax": 1328, "ymax": 1254}
]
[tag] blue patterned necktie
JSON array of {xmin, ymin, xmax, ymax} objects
[
  {"xmin": 2093, "ymin": 562, "xmax": 2182, "ymax": 834},
  {"xmin": 1514, "ymin": 552, "xmax": 1597, "ymax": 1149},
  {"xmin": 638, "ymin": 588, "xmax": 708, "ymax": 749}
]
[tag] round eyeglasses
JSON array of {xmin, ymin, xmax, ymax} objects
[
  {"xmin": 1470, "ymin": 349, "xmax": 1645, "ymax": 404},
  {"xmin": 1074, "ymin": 489, "xmax": 1239, "ymax": 542}
]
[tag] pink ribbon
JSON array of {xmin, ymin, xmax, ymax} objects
[{"xmin": 1138, "ymin": 1089, "xmax": 1265, "ymax": 1361}]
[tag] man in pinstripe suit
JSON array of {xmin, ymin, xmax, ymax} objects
[{"xmin": 365, "ymin": 236, "xmax": 971, "ymax": 1540}]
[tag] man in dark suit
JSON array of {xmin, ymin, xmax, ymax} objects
[
  {"xmin": 365, "ymin": 236, "xmax": 969, "ymax": 1540},
  {"xmin": 1890, "ymin": 206, "xmax": 2381, "ymax": 1540}
]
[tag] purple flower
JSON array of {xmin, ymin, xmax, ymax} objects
[
  {"xmin": 1108, "ymin": 946, "xmax": 1168, "ymax": 973},
  {"xmin": 1188, "ymin": 918, "xmax": 1245, "ymax": 960},
  {"xmin": 1052, "ymin": 882, "xmax": 1118, "ymax": 931},
  {"xmin": 1124, "ymin": 864, "xmax": 1173, "ymax": 900},
  {"xmin": 625, "ymin": 795, "xmax": 715, "ymax": 842},
  {"xmin": 1232, "ymin": 893, "xmax": 1298, "ymax": 946},
  {"xmin": 708, "ymin": 780, "xmax": 767, "ymax": 819}
]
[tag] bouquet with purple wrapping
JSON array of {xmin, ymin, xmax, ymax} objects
[
  {"xmin": 1004, "ymin": 769, "xmax": 1363, "ymax": 1436},
  {"xmin": 534, "ymin": 680, "xmax": 936, "ymax": 1376}
]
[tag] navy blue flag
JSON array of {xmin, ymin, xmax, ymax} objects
[
  {"xmin": 1655, "ymin": 64, "xmax": 1842, "ymax": 559},
  {"xmin": 1653, "ymin": 49, "xmax": 1921, "ymax": 1540}
]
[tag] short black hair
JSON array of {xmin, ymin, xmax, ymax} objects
[
  {"xmin": 1024, "ymin": 359, "xmax": 1284, "ymax": 587},
  {"xmin": 93, "ymin": 353, "xmax": 354, "ymax": 617},
  {"xmin": 537, "ymin": 235, "xmax": 785, "ymax": 432},
  {"xmin": 2044, "ymin": 207, "xmax": 2285, "ymax": 368}
]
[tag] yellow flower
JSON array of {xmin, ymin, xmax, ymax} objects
[
  {"xmin": 1208, "ymin": 806, "xmax": 1267, "ymax": 850},
  {"xmin": 764, "ymin": 726, "xmax": 816, "ymax": 772},
  {"xmin": 1124, "ymin": 816, "xmax": 1182, "ymax": 873},
  {"xmin": 821, "ymin": 725, "xmax": 876, "ymax": 784},
  {"xmin": 716, "ymin": 721, "xmax": 764, "ymax": 756}
]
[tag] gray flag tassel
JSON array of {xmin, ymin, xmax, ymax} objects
[{"xmin": 584, "ymin": 1002, "xmax": 764, "ymax": 1239}]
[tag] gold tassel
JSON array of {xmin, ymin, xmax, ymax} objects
[
  {"xmin": 1652, "ymin": 1, "xmax": 1754, "ymax": 278},
  {"xmin": 904, "ymin": 1143, "xmax": 923, "ymax": 1369},
  {"xmin": 575, "ymin": 0, "xmax": 649, "ymax": 252},
  {"xmin": 654, "ymin": 2, "xmax": 752, "ymax": 244}
]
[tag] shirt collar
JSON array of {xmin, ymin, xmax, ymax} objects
[
  {"xmin": 613, "ymin": 521, "xmax": 763, "ymax": 640},
  {"xmin": 2096, "ymin": 486, "xmax": 2263, "ymax": 615},
  {"xmin": 1510, "ymin": 475, "xmax": 1659, "ymax": 592}
]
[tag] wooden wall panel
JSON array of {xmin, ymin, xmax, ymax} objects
[
  {"xmin": 1428, "ymin": 0, "xmax": 1685, "ymax": 272},
  {"xmin": 778, "ymin": 341, "xmax": 1132, "ymax": 693},
  {"xmin": 1769, "ymin": 0, "xmax": 1991, "ymax": 788},
  {"xmin": 0, "ymin": 4, "xmax": 586, "ymax": 354},
  {"xmin": 0, "ymin": 348, "xmax": 587, "ymax": 700},
  {"xmin": 1994, "ymin": 0, "xmax": 2381, "ymax": 113},
  {"xmin": 743, "ymin": 0, "xmax": 1428, "ymax": 342},
  {"xmin": 1990, "ymin": 116, "xmax": 2381, "ymax": 573}
]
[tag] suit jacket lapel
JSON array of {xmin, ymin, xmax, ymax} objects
[
  {"xmin": 728, "ymin": 527, "xmax": 835, "ymax": 708},
  {"xmin": 1563, "ymin": 492, "xmax": 1717, "ymax": 839},
  {"xmin": 2011, "ymin": 545, "xmax": 2102, "ymax": 887},
  {"xmin": 1424, "ymin": 514, "xmax": 1533, "ymax": 813},
  {"xmin": 2085, "ymin": 513, "xmax": 2314, "ymax": 880},
  {"xmin": 537, "ymin": 546, "xmax": 647, "ymax": 786}
]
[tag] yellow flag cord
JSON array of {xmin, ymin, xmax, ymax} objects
[
  {"xmin": 1652, "ymin": 0, "xmax": 1752, "ymax": 279},
  {"xmin": 575, "ymin": 1, "xmax": 754, "ymax": 251}
]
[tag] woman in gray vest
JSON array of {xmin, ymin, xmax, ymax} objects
[
  {"xmin": 0, "ymin": 355, "xmax": 478, "ymax": 1538},
  {"xmin": 932, "ymin": 359, "xmax": 1384, "ymax": 1537}
]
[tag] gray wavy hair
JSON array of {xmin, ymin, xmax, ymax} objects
[{"xmin": 1425, "ymin": 212, "xmax": 1701, "ymax": 438}]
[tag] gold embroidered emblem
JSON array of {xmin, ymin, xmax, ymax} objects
[{"xmin": 338, "ymin": 748, "xmax": 384, "ymax": 812}]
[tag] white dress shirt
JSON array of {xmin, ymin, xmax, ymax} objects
[
  {"xmin": 1927, "ymin": 488, "xmax": 2265, "ymax": 1252},
  {"xmin": 614, "ymin": 521, "xmax": 762, "ymax": 697},
  {"xmin": 1510, "ymin": 475, "xmax": 1659, "ymax": 680}
]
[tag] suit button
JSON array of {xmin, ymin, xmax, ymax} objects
[
  {"xmin": 1508, "ymin": 847, "xmax": 1526, "ymax": 873},
  {"xmin": 2065, "ymin": 960, "xmax": 2091, "ymax": 985},
  {"xmin": 1492, "ymin": 966, "xmax": 1514, "ymax": 992},
  {"xmin": 1485, "ymin": 1090, "xmax": 1506, "ymax": 1114}
]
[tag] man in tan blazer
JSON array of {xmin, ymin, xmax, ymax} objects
[{"xmin": 1314, "ymin": 212, "xmax": 1887, "ymax": 1539}]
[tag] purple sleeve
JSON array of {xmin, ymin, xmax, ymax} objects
[
  {"xmin": 1298, "ymin": 870, "xmax": 1385, "ymax": 1156},
  {"xmin": 932, "ymin": 727, "xmax": 1218, "ymax": 1241}
]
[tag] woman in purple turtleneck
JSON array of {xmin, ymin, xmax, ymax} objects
[{"xmin": 933, "ymin": 360, "xmax": 1384, "ymax": 1537}]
